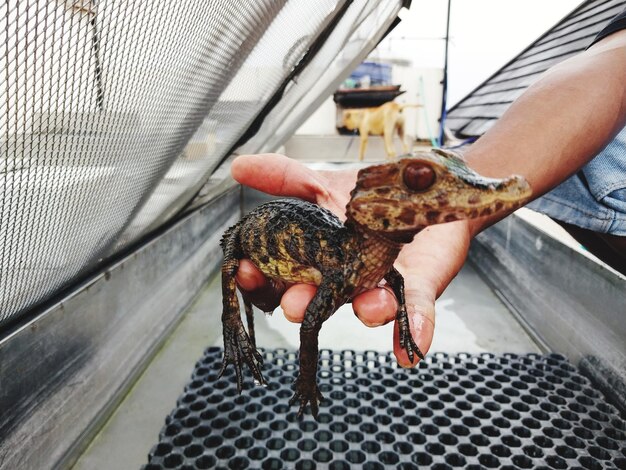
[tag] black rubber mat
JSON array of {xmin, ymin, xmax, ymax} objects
[{"xmin": 144, "ymin": 348, "xmax": 626, "ymax": 469}]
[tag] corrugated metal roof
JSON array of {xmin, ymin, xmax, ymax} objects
[{"xmin": 447, "ymin": 0, "xmax": 625, "ymax": 138}]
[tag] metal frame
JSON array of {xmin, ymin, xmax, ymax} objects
[
  {"xmin": 469, "ymin": 214, "xmax": 626, "ymax": 413},
  {"xmin": 0, "ymin": 184, "xmax": 239, "ymax": 469}
]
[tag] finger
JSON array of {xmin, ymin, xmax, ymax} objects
[
  {"xmin": 231, "ymin": 154, "xmax": 330, "ymax": 202},
  {"xmin": 236, "ymin": 260, "xmax": 284, "ymax": 312},
  {"xmin": 352, "ymin": 287, "xmax": 398, "ymax": 327},
  {"xmin": 394, "ymin": 297, "xmax": 435, "ymax": 368},
  {"xmin": 280, "ymin": 284, "xmax": 317, "ymax": 323}
]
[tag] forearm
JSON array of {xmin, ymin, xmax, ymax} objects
[{"xmin": 464, "ymin": 30, "xmax": 626, "ymax": 235}]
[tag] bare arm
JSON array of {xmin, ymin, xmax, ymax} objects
[{"xmin": 466, "ymin": 29, "xmax": 626, "ymax": 234}]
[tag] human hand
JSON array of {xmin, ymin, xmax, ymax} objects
[{"xmin": 231, "ymin": 154, "xmax": 473, "ymax": 367}]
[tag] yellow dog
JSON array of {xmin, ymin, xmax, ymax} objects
[{"xmin": 343, "ymin": 101, "xmax": 420, "ymax": 161}]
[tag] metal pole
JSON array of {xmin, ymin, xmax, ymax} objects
[
  {"xmin": 438, "ymin": 0, "xmax": 451, "ymax": 147},
  {"xmin": 71, "ymin": 1, "xmax": 105, "ymax": 110},
  {"xmin": 89, "ymin": 3, "xmax": 105, "ymax": 111}
]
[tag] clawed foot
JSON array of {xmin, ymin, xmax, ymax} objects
[
  {"xmin": 289, "ymin": 376, "xmax": 324, "ymax": 419},
  {"xmin": 218, "ymin": 325, "xmax": 265, "ymax": 392},
  {"xmin": 398, "ymin": 310, "xmax": 425, "ymax": 363}
]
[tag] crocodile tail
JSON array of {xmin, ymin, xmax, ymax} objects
[{"xmin": 220, "ymin": 221, "xmax": 241, "ymax": 252}]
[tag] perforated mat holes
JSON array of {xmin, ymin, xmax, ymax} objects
[{"xmin": 144, "ymin": 349, "xmax": 626, "ymax": 469}]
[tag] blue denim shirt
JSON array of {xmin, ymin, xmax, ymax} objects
[{"xmin": 528, "ymin": 126, "xmax": 626, "ymax": 235}]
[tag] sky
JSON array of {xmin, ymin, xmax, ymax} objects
[{"xmin": 373, "ymin": 0, "xmax": 581, "ymax": 106}]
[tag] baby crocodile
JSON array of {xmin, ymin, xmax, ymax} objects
[{"xmin": 219, "ymin": 149, "xmax": 531, "ymax": 418}]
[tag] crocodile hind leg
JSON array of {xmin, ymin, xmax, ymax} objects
[
  {"xmin": 244, "ymin": 297, "xmax": 256, "ymax": 349},
  {"xmin": 290, "ymin": 277, "xmax": 344, "ymax": 419},
  {"xmin": 385, "ymin": 267, "xmax": 425, "ymax": 363},
  {"xmin": 219, "ymin": 229, "xmax": 265, "ymax": 392}
]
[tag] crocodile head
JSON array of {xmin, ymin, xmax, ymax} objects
[{"xmin": 346, "ymin": 148, "xmax": 532, "ymax": 243}]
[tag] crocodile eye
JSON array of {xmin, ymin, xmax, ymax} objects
[{"xmin": 403, "ymin": 163, "xmax": 435, "ymax": 191}]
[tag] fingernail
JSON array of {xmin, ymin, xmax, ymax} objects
[{"xmin": 359, "ymin": 313, "xmax": 385, "ymax": 328}]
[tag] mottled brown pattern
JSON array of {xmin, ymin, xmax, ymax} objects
[
  {"xmin": 373, "ymin": 205, "xmax": 390, "ymax": 219},
  {"xmin": 398, "ymin": 207, "xmax": 416, "ymax": 225},
  {"xmin": 436, "ymin": 194, "xmax": 449, "ymax": 206},
  {"xmin": 358, "ymin": 165, "xmax": 400, "ymax": 189},
  {"xmin": 219, "ymin": 149, "xmax": 532, "ymax": 419}
]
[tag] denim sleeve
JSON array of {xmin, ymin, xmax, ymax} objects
[{"xmin": 527, "ymin": 126, "xmax": 626, "ymax": 236}]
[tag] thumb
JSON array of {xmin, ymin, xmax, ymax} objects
[{"xmin": 394, "ymin": 288, "xmax": 435, "ymax": 367}]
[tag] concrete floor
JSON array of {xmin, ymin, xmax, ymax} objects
[{"xmin": 73, "ymin": 262, "xmax": 539, "ymax": 470}]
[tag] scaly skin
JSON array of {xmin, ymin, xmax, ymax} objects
[{"xmin": 219, "ymin": 149, "xmax": 531, "ymax": 418}]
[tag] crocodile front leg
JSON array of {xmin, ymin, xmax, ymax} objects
[
  {"xmin": 385, "ymin": 267, "xmax": 425, "ymax": 363},
  {"xmin": 290, "ymin": 276, "xmax": 345, "ymax": 419}
]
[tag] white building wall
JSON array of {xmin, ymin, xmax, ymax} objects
[
  {"xmin": 391, "ymin": 66, "xmax": 443, "ymax": 143},
  {"xmin": 295, "ymin": 99, "xmax": 338, "ymax": 135}
]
